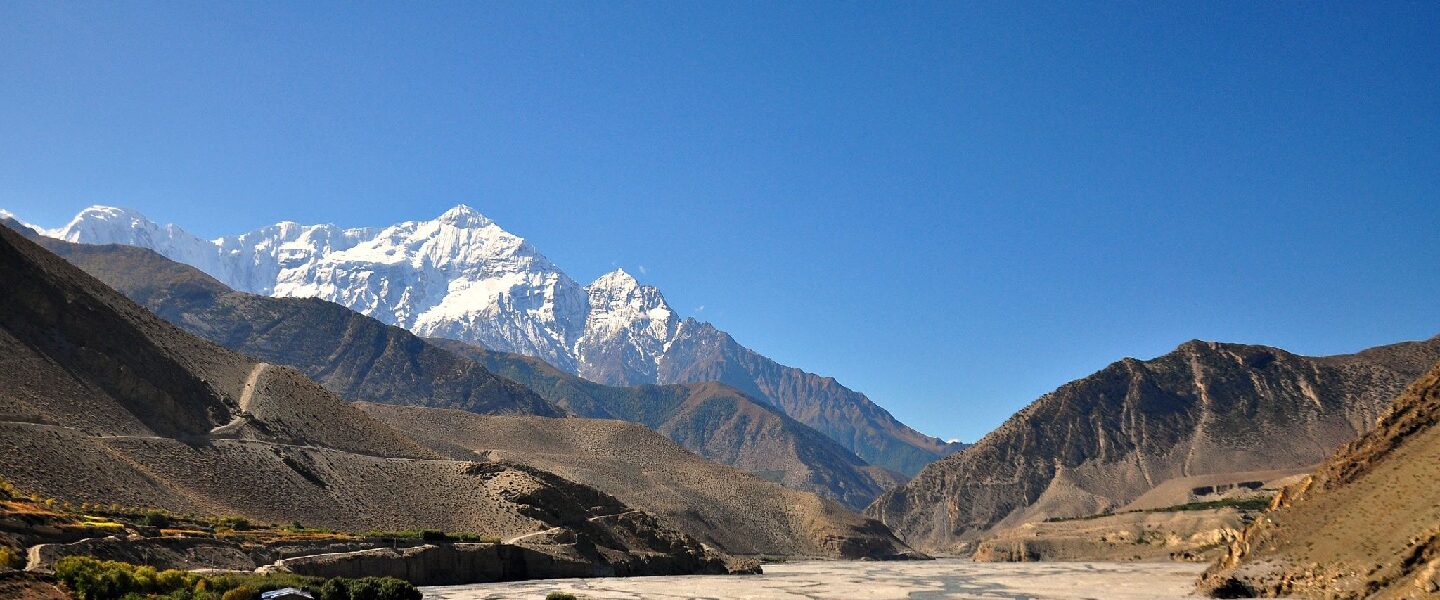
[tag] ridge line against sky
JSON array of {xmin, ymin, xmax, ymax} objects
[{"xmin": 3, "ymin": 3, "xmax": 1438, "ymax": 441}]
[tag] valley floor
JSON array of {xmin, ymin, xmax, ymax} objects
[{"xmin": 420, "ymin": 559, "xmax": 1210, "ymax": 599}]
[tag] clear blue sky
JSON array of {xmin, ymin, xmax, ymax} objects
[{"xmin": 3, "ymin": 2, "xmax": 1438, "ymax": 443}]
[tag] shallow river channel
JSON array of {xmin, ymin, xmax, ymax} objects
[{"xmin": 421, "ymin": 559, "xmax": 1211, "ymax": 599}]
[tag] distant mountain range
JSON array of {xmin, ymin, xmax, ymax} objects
[
  {"xmin": 866, "ymin": 336, "xmax": 1440, "ymax": 552},
  {"xmin": 15, "ymin": 204, "xmax": 960, "ymax": 475},
  {"xmin": 14, "ymin": 222, "xmax": 899, "ymax": 509},
  {"xmin": 0, "ymin": 214, "xmax": 915, "ymax": 562}
]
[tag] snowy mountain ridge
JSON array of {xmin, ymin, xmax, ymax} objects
[
  {"xmin": 27, "ymin": 203, "xmax": 959, "ymax": 475},
  {"xmin": 43, "ymin": 204, "xmax": 681, "ymax": 380}
]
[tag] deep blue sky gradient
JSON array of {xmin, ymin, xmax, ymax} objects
[{"xmin": 3, "ymin": 2, "xmax": 1438, "ymax": 442}]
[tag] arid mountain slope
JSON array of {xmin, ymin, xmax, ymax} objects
[
  {"xmin": 432, "ymin": 338, "xmax": 902, "ymax": 509},
  {"xmin": 866, "ymin": 338, "xmax": 1440, "ymax": 553},
  {"xmin": 359, "ymin": 403, "xmax": 919, "ymax": 559},
  {"xmin": 16, "ymin": 229, "xmax": 898, "ymax": 510},
  {"xmin": 0, "ymin": 224, "xmax": 739, "ymax": 574},
  {"xmin": 1200, "ymin": 360, "xmax": 1440, "ymax": 598},
  {"xmin": 657, "ymin": 319, "xmax": 962, "ymax": 476},
  {"xmin": 24, "ymin": 231, "xmax": 561, "ymax": 417}
]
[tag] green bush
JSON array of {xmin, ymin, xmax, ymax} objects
[
  {"xmin": 323, "ymin": 577, "xmax": 420, "ymax": 600},
  {"xmin": 346, "ymin": 578, "xmax": 379, "ymax": 600},
  {"xmin": 215, "ymin": 516, "xmax": 251, "ymax": 531},
  {"xmin": 319, "ymin": 579, "xmax": 349, "ymax": 600},
  {"xmin": 220, "ymin": 586, "xmax": 257, "ymax": 600},
  {"xmin": 545, "ymin": 593, "xmax": 580, "ymax": 600},
  {"xmin": 373, "ymin": 578, "xmax": 421, "ymax": 600},
  {"xmin": 141, "ymin": 511, "xmax": 171, "ymax": 528}
]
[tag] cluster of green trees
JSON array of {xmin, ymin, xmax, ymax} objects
[
  {"xmin": 316, "ymin": 577, "xmax": 422, "ymax": 600},
  {"xmin": 54, "ymin": 556, "xmax": 421, "ymax": 600}
]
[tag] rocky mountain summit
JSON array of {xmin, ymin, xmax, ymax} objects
[
  {"xmin": 32, "ymin": 204, "xmax": 958, "ymax": 475},
  {"xmin": 1200, "ymin": 359, "xmax": 1440, "ymax": 598},
  {"xmin": 866, "ymin": 337, "xmax": 1440, "ymax": 553}
]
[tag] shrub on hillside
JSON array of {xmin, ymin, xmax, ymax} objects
[
  {"xmin": 220, "ymin": 586, "xmax": 257, "ymax": 600},
  {"xmin": 215, "ymin": 516, "xmax": 251, "ymax": 531},
  {"xmin": 141, "ymin": 510, "xmax": 171, "ymax": 528}
]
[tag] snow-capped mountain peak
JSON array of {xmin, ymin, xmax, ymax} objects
[
  {"xmin": 433, "ymin": 203, "xmax": 494, "ymax": 228},
  {"xmin": 54, "ymin": 205, "xmax": 174, "ymax": 240},
  {"xmin": 31, "ymin": 204, "xmax": 666, "ymax": 379},
  {"xmin": 53, "ymin": 205, "xmax": 228, "ymax": 279},
  {"xmin": 590, "ymin": 267, "xmax": 640, "ymax": 291},
  {"xmin": 575, "ymin": 268, "xmax": 679, "ymax": 385}
]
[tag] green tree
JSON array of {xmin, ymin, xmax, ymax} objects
[
  {"xmin": 375, "ymin": 577, "xmax": 421, "ymax": 600},
  {"xmin": 318, "ymin": 578, "xmax": 349, "ymax": 600},
  {"xmin": 347, "ymin": 578, "xmax": 380, "ymax": 600}
]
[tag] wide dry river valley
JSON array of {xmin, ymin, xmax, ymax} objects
[{"xmin": 421, "ymin": 559, "xmax": 1211, "ymax": 599}]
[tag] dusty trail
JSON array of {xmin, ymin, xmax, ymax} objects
[{"xmin": 209, "ymin": 362, "xmax": 267, "ymax": 436}]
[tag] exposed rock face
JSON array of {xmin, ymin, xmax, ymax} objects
[
  {"xmin": 1199, "ymin": 360, "xmax": 1440, "ymax": 599},
  {"xmin": 360, "ymin": 403, "xmax": 921, "ymax": 559},
  {"xmin": 22, "ymin": 230, "xmax": 894, "ymax": 509},
  {"xmin": 29, "ymin": 205, "xmax": 957, "ymax": 476},
  {"xmin": 0, "ymin": 224, "xmax": 748, "ymax": 577},
  {"xmin": 866, "ymin": 338, "xmax": 1440, "ymax": 553}
]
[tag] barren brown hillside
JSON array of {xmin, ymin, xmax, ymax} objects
[
  {"xmin": 1200, "ymin": 360, "xmax": 1440, "ymax": 598},
  {"xmin": 359, "ymin": 402, "xmax": 921, "ymax": 559}
]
